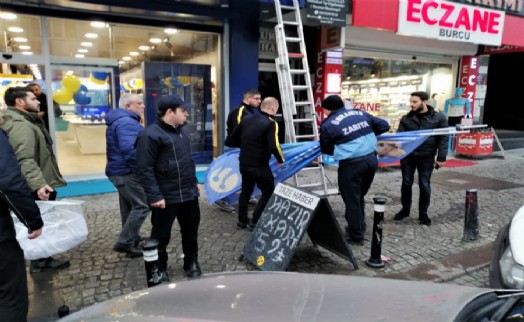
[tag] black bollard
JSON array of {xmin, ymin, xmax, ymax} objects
[
  {"xmin": 366, "ymin": 197, "xmax": 388, "ymax": 269},
  {"xmin": 463, "ymin": 189, "xmax": 479, "ymax": 241},
  {"xmin": 142, "ymin": 239, "xmax": 164, "ymax": 287}
]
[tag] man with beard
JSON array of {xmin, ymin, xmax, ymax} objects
[{"xmin": 393, "ymin": 91, "xmax": 448, "ymax": 226}]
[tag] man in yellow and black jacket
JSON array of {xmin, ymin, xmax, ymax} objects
[{"xmin": 225, "ymin": 97, "xmax": 284, "ymax": 230}]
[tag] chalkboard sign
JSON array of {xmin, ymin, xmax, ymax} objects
[{"xmin": 242, "ymin": 183, "xmax": 358, "ymax": 271}]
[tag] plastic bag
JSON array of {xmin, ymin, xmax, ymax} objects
[{"xmin": 11, "ymin": 200, "xmax": 88, "ymax": 260}]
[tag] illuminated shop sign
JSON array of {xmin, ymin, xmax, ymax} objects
[
  {"xmin": 448, "ymin": 0, "xmax": 523, "ymax": 17},
  {"xmin": 398, "ymin": 0, "xmax": 505, "ymax": 46}
]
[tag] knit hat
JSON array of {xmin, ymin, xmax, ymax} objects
[
  {"xmin": 321, "ymin": 95, "xmax": 344, "ymax": 111},
  {"xmin": 157, "ymin": 94, "xmax": 191, "ymax": 112}
]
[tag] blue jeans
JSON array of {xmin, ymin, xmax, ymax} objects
[
  {"xmin": 109, "ymin": 174, "xmax": 150, "ymax": 247},
  {"xmin": 338, "ymin": 153, "xmax": 378, "ymax": 241},
  {"xmin": 399, "ymin": 155, "xmax": 435, "ymax": 218}
]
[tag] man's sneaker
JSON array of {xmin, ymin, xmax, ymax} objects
[
  {"xmin": 30, "ymin": 257, "xmax": 70, "ymax": 273},
  {"xmin": 214, "ymin": 200, "xmax": 235, "ymax": 213},
  {"xmin": 248, "ymin": 220, "xmax": 258, "ymax": 231},
  {"xmin": 419, "ymin": 217, "xmax": 432, "ymax": 226},
  {"xmin": 393, "ymin": 211, "xmax": 410, "ymax": 221},
  {"xmin": 346, "ymin": 238, "xmax": 365, "ymax": 246},
  {"xmin": 248, "ymin": 197, "xmax": 259, "ymax": 205},
  {"xmin": 113, "ymin": 244, "xmax": 143, "ymax": 257},
  {"xmin": 236, "ymin": 221, "xmax": 248, "ymax": 229},
  {"xmin": 159, "ymin": 271, "xmax": 170, "ymax": 282}
]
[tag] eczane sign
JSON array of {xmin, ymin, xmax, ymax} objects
[{"xmin": 398, "ymin": 0, "xmax": 505, "ymax": 46}]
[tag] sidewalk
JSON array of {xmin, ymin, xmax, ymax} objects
[{"xmin": 28, "ymin": 149, "xmax": 524, "ymax": 321}]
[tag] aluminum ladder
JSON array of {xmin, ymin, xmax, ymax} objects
[{"xmin": 273, "ymin": 0, "xmax": 336, "ymax": 196}]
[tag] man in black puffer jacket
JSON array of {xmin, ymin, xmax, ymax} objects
[
  {"xmin": 0, "ymin": 128, "xmax": 44, "ymax": 322},
  {"xmin": 136, "ymin": 95, "xmax": 201, "ymax": 281},
  {"xmin": 393, "ymin": 91, "xmax": 448, "ymax": 226}
]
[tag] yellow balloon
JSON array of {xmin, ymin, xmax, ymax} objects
[
  {"xmin": 178, "ymin": 76, "xmax": 191, "ymax": 85},
  {"xmin": 164, "ymin": 77, "xmax": 174, "ymax": 89},
  {"xmin": 135, "ymin": 79, "xmax": 143, "ymax": 89},
  {"xmin": 53, "ymin": 88, "xmax": 73, "ymax": 104},
  {"xmin": 62, "ymin": 75, "xmax": 81, "ymax": 92},
  {"xmin": 90, "ymin": 74, "xmax": 107, "ymax": 85},
  {"xmin": 123, "ymin": 82, "xmax": 132, "ymax": 92}
]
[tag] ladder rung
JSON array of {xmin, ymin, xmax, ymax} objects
[
  {"xmin": 289, "ymin": 69, "xmax": 306, "ymax": 74},
  {"xmin": 283, "ymin": 21, "xmax": 299, "ymax": 26},
  {"xmin": 295, "ymin": 101, "xmax": 311, "ymax": 106},
  {"xmin": 312, "ymin": 188, "xmax": 340, "ymax": 196},
  {"xmin": 280, "ymin": 5, "xmax": 295, "ymax": 10},
  {"xmin": 297, "ymin": 182, "xmax": 323, "ymax": 188},
  {"xmin": 292, "ymin": 85, "xmax": 309, "ymax": 90},
  {"xmin": 293, "ymin": 118, "xmax": 315, "ymax": 123},
  {"xmin": 285, "ymin": 37, "xmax": 302, "ymax": 42},
  {"xmin": 299, "ymin": 166, "xmax": 323, "ymax": 172},
  {"xmin": 295, "ymin": 134, "xmax": 316, "ymax": 139}
]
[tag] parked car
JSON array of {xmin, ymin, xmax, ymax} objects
[
  {"xmin": 60, "ymin": 271, "xmax": 524, "ymax": 322},
  {"xmin": 490, "ymin": 205, "xmax": 524, "ymax": 289}
]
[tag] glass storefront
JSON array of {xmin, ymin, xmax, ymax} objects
[
  {"xmin": 341, "ymin": 57, "xmax": 454, "ymax": 131},
  {"xmin": 1, "ymin": 11, "xmax": 220, "ymax": 178}
]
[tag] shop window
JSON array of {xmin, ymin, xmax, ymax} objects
[{"xmin": 0, "ymin": 12, "xmax": 41, "ymax": 55}]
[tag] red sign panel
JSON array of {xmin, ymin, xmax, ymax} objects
[
  {"xmin": 456, "ymin": 132, "xmax": 494, "ymax": 155},
  {"xmin": 458, "ymin": 56, "xmax": 479, "ymax": 116},
  {"xmin": 313, "ymin": 50, "xmax": 343, "ymax": 125}
]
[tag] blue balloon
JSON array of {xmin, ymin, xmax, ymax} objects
[
  {"xmin": 78, "ymin": 84, "xmax": 88, "ymax": 92},
  {"xmin": 73, "ymin": 91, "xmax": 91, "ymax": 105},
  {"xmin": 170, "ymin": 77, "xmax": 182, "ymax": 88},
  {"xmin": 91, "ymin": 72, "xmax": 108, "ymax": 81}
]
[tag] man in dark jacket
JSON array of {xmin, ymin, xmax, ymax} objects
[
  {"xmin": 393, "ymin": 91, "xmax": 448, "ymax": 226},
  {"xmin": 0, "ymin": 128, "xmax": 44, "ymax": 322},
  {"xmin": 319, "ymin": 95, "xmax": 390, "ymax": 245},
  {"xmin": 105, "ymin": 93, "xmax": 149, "ymax": 257},
  {"xmin": 136, "ymin": 94, "xmax": 201, "ymax": 280},
  {"xmin": 214, "ymin": 88, "xmax": 262, "ymax": 212},
  {"xmin": 225, "ymin": 97, "xmax": 285, "ymax": 230}
]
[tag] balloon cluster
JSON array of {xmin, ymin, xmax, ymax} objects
[
  {"xmin": 53, "ymin": 75, "xmax": 91, "ymax": 105},
  {"xmin": 121, "ymin": 78, "xmax": 144, "ymax": 92},
  {"xmin": 163, "ymin": 76, "xmax": 191, "ymax": 89}
]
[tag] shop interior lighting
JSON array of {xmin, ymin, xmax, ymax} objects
[
  {"xmin": 81, "ymin": 42, "xmax": 93, "ymax": 47},
  {"xmin": 13, "ymin": 37, "xmax": 27, "ymax": 42},
  {"xmin": 149, "ymin": 38, "xmax": 162, "ymax": 44},
  {"xmin": 75, "ymin": 54, "xmax": 85, "ymax": 58},
  {"xmin": 66, "ymin": 70, "xmax": 74, "ymax": 75},
  {"xmin": 118, "ymin": 61, "xmax": 124, "ymax": 65},
  {"xmin": 138, "ymin": 45, "xmax": 150, "ymax": 51},
  {"xmin": 122, "ymin": 56, "xmax": 131, "ymax": 61},
  {"xmin": 21, "ymin": 51, "xmax": 33, "ymax": 55},
  {"xmin": 85, "ymin": 33, "xmax": 98, "ymax": 39},
  {"xmin": 90, "ymin": 21, "xmax": 107, "ymax": 28},
  {"xmin": 8, "ymin": 26, "xmax": 23, "ymax": 33},
  {"xmin": 78, "ymin": 48, "xmax": 88, "ymax": 53},
  {"xmin": 129, "ymin": 51, "xmax": 139, "ymax": 56},
  {"xmin": 0, "ymin": 12, "xmax": 17, "ymax": 20},
  {"xmin": 18, "ymin": 45, "xmax": 30, "ymax": 50},
  {"xmin": 164, "ymin": 28, "xmax": 178, "ymax": 34}
]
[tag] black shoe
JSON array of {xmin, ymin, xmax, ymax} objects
[
  {"xmin": 248, "ymin": 220, "xmax": 257, "ymax": 231},
  {"xmin": 248, "ymin": 197, "xmax": 258, "ymax": 205},
  {"xmin": 214, "ymin": 200, "xmax": 235, "ymax": 213},
  {"xmin": 30, "ymin": 257, "xmax": 70, "ymax": 273},
  {"xmin": 237, "ymin": 221, "xmax": 248, "ymax": 229},
  {"xmin": 419, "ymin": 217, "xmax": 432, "ymax": 226},
  {"xmin": 185, "ymin": 261, "xmax": 202, "ymax": 278},
  {"xmin": 113, "ymin": 244, "xmax": 143, "ymax": 257},
  {"xmin": 134, "ymin": 237, "xmax": 145, "ymax": 247},
  {"xmin": 159, "ymin": 271, "xmax": 170, "ymax": 282},
  {"xmin": 393, "ymin": 211, "xmax": 410, "ymax": 221},
  {"xmin": 346, "ymin": 238, "xmax": 365, "ymax": 246}
]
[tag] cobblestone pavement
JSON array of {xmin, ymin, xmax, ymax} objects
[{"xmin": 28, "ymin": 149, "xmax": 524, "ymax": 320}]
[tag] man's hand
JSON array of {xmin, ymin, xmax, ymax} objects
[
  {"xmin": 28, "ymin": 228, "xmax": 42, "ymax": 239},
  {"xmin": 197, "ymin": 184, "xmax": 203, "ymax": 191},
  {"xmin": 434, "ymin": 161, "xmax": 445, "ymax": 170},
  {"xmin": 151, "ymin": 199, "xmax": 166, "ymax": 209},
  {"xmin": 36, "ymin": 185, "xmax": 54, "ymax": 200}
]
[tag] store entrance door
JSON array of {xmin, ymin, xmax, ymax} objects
[{"xmin": 49, "ymin": 65, "xmax": 116, "ymax": 178}]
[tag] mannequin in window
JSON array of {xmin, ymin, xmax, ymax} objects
[{"xmin": 443, "ymin": 87, "xmax": 471, "ymax": 126}]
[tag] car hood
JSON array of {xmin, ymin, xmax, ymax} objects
[{"xmin": 61, "ymin": 271, "xmax": 492, "ymax": 322}]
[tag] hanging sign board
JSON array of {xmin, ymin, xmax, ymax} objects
[
  {"xmin": 242, "ymin": 183, "xmax": 358, "ymax": 271},
  {"xmin": 306, "ymin": 0, "xmax": 348, "ymax": 27}
]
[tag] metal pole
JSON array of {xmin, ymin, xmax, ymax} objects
[
  {"xmin": 142, "ymin": 239, "xmax": 164, "ymax": 287},
  {"xmin": 463, "ymin": 189, "xmax": 479, "ymax": 241},
  {"xmin": 366, "ymin": 197, "xmax": 387, "ymax": 269}
]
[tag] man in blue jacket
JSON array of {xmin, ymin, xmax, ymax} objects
[
  {"xmin": 136, "ymin": 94, "xmax": 202, "ymax": 280},
  {"xmin": 0, "ymin": 128, "xmax": 44, "ymax": 322},
  {"xmin": 319, "ymin": 95, "xmax": 390, "ymax": 245},
  {"xmin": 105, "ymin": 93, "xmax": 149, "ymax": 257}
]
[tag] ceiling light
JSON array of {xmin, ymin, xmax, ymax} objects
[
  {"xmin": 138, "ymin": 45, "xmax": 150, "ymax": 51},
  {"xmin": 21, "ymin": 51, "xmax": 33, "ymax": 55},
  {"xmin": 149, "ymin": 38, "xmax": 162, "ymax": 44},
  {"xmin": 28, "ymin": 64, "xmax": 38, "ymax": 67},
  {"xmin": 129, "ymin": 51, "xmax": 139, "ymax": 56},
  {"xmin": 81, "ymin": 42, "xmax": 93, "ymax": 47},
  {"xmin": 90, "ymin": 21, "xmax": 106, "ymax": 28},
  {"xmin": 85, "ymin": 33, "xmax": 98, "ymax": 39},
  {"xmin": 164, "ymin": 28, "xmax": 178, "ymax": 34},
  {"xmin": 75, "ymin": 54, "xmax": 85, "ymax": 58},
  {"xmin": 78, "ymin": 48, "xmax": 88, "ymax": 53},
  {"xmin": 18, "ymin": 45, "xmax": 30, "ymax": 50},
  {"xmin": 66, "ymin": 70, "xmax": 74, "ymax": 75},
  {"xmin": 8, "ymin": 26, "xmax": 23, "ymax": 33},
  {"xmin": 0, "ymin": 12, "xmax": 17, "ymax": 20},
  {"xmin": 118, "ymin": 61, "xmax": 124, "ymax": 65},
  {"xmin": 13, "ymin": 37, "xmax": 27, "ymax": 42},
  {"xmin": 122, "ymin": 56, "xmax": 131, "ymax": 61}
]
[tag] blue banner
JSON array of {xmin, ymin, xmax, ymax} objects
[{"xmin": 205, "ymin": 129, "xmax": 441, "ymax": 205}]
